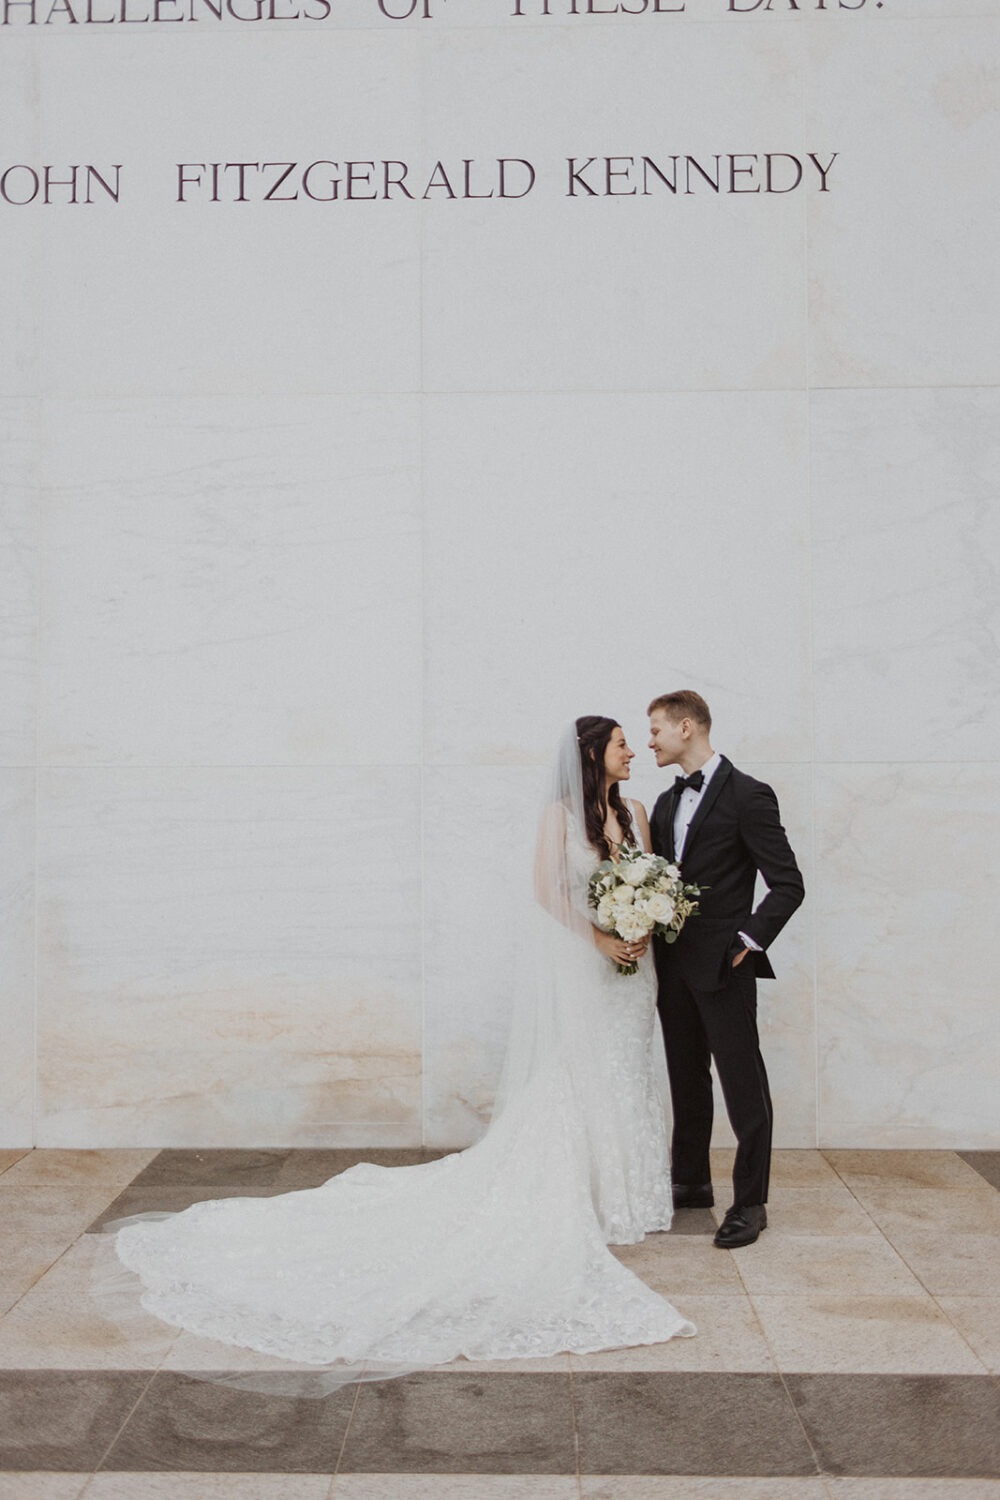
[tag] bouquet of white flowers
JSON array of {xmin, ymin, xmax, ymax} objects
[{"xmin": 588, "ymin": 847, "xmax": 701, "ymax": 975}]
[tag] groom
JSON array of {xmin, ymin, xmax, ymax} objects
[{"xmin": 647, "ymin": 691, "xmax": 804, "ymax": 1249}]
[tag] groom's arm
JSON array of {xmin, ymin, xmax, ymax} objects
[{"xmin": 738, "ymin": 781, "xmax": 805, "ymax": 952}]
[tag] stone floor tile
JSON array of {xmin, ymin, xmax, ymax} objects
[
  {"xmin": 0, "ymin": 1186, "xmax": 125, "ymax": 1242},
  {"xmin": 0, "ymin": 1152, "xmax": 31, "ymax": 1177},
  {"xmin": 885, "ymin": 1232, "xmax": 1000, "ymax": 1296},
  {"xmin": 574, "ymin": 1371, "xmax": 816, "ymax": 1475},
  {"xmin": 760, "ymin": 1188, "xmax": 881, "ymax": 1238},
  {"xmin": 333, "ymin": 1479, "xmax": 579, "ymax": 1498},
  {"xmin": 728, "ymin": 1235, "xmax": 923, "ymax": 1297},
  {"xmin": 771, "ymin": 1152, "xmax": 843, "ymax": 1189},
  {"xmin": 663, "ymin": 1208, "xmax": 718, "ymax": 1237},
  {"xmin": 825, "ymin": 1482, "xmax": 1000, "ymax": 1498},
  {"xmin": 935, "ymin": 1297, "xmax": 1000, "ymax": 1373},
  {"xmin": 0, "ymin": 1239, "xmax": 177, "ymax": 1370},
  {"xmin": 750, "ymin": 1294, "xmax": 988, "ymax": 1374},
  {"xmin": 341, "ymin": 1373, "xmax": 576, "ymax": 1474},
  {"xmin": 86, "ymin": 1473, "xmax": 335, "ymax": 1497},
  {"xmin": 3, "ymin": 1153, "xmax": 158, "ymax": 1189},
  {"xmin": 0, "ymin": 1371, "xmax": 152, "ymax": 1472},
  {"xmin": 852, "ymin": 1187, "xmax": 1000, "ymax": 1239},
  {"xmin": 823, "ymin": 1153, "xmax": 987, "ymax": 1195},
  {"xmin": 786, "ymin": 1373, "xmax": 1000, "ymax": 1478},
  {"xmin": 581, "ymin": 1482, "xmax": 830, "ymax": 1498},
  {"xmin": 0, "ymin": 1478, "xmax": 89, "ymax": 1499},
  {"xmin": 958, "ymin": 1151, "xmax": 1000, "ymax": 1191},
  {"xmin": 0, "ymin": 1237, "xmax": 73, "ymax": 1317},
  {"xmin": 569, "ymin": 1296, "xmax": 773, "ymax": 1373},
  {"xmin": 610, "ymin": 1237, "xmax": 745, "ymax": 1295},
  {"xmin": 102, "ymin": 1372, "xmax": 354, "ymax": 1473},
  {"xmin": 959, "ymin": 1152, "xmax": 1000, "ymax": 1188},
  {"xmin": 709, "ymin": 1150, "xmax": 846, "ymax": 1201},
  {"xmin": 128, "ymin": 1150, "xmax": 293, "ymax": 1190}
]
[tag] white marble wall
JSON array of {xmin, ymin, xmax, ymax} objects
[{"xmin": 2, "ymin": 3, "xmax": 997, "ymax": 1147}]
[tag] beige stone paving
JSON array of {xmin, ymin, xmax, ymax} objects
[
  {"xmin": 823, "ymin": 1151, "xmax": 990, "ymax": 1194},
  {"xmin": 851, "ymin": 1184, "xmax": 1000, "ymax": 1236},
  {"xmin": 580, "ymin": 1482, "xmax": 831, "ymax": 1499},
  {"xmin": 610, "ymin": 1236, "xmax": 744, "ymax": 1295},
  {"xmin": 0, "ymin": 1184, "xmax": 123, "ymax": 1242},
  {"xmin": 579, "ymin": 1487, "xmax": 1000, "ymax": 1500},
  {"xmin": 724, "ymin": 1234, "xmax": 925, "ymax": 1298},
  {"xmin": 772, "ymin": 1152, "xmax": 844, "ymax": 1189},
  {"xmin": 568, "ymin": 1295, "xmax": 773, "ymax": 1373},
  {"xmin": 0, "ymin": 1479, "xmax": 89, "ymax": 1500},
  {"xmin": 1, "ymin": 1151, "xmax": 158, "ymax": 1189},
  {"xmin": 934, "ymin": 1295, "xmax": 1000, "ymax": 1373},
  {"xmin": 0, "ymin": 1149, "xmax": 995, "ymax": 1494},
  {"xmin": 886, "ymin": 1231, "xmax": 1000, "ymax": 1297},
  {"xmin": 824, "ymin": 1484, "xmax": 1000, "ymax": 1500},
  {"xmin": 332, "ymin": 1483, "xmax": 578, "ymax": 1500},
  {"xmin": 754, "ymin": 1186, "xmax": 882, "ymax": 1237},
  {"xmin": 0, "ymin": 1235, "xmax": 74, "ymax": 1317},
  {"xmin": 749, "ymin": 1292, "xmax": 989, "ymax": 1374},
  {"xmin": 0, "ymin": 1236, "xmax": 177, "ymax": 1370},
  {"xmin": 84, "ymin": 1477, "xmax": 336, "ymax": 1499}
]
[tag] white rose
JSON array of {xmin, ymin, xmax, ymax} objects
[
  {"xmin": 617, "ymin": 908, "xmax": 654, "ymax": 942},
  {"xmin": 644, "ymin": 893, "xmax": 676, "ymax": 925},
  {"xmin": 596, "ymin": 896, "xmax": 616, "ymax": 931},
  {"xmin": 622, "ymin": 855, "xmax": 654, "ymax": 887}
]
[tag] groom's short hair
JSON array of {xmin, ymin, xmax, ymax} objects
[{"xmin": 647, "ymin": 690, "xmax": 712, "ymax": 730}]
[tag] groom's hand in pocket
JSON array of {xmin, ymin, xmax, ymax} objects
[{"xmin": 731, "ymin": 948, "xmax": 749, "ymax": 968}]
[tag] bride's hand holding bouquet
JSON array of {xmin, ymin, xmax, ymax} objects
[{"xmin": 589, "ymin": 848, "xmax": 701, "ymax": 975}]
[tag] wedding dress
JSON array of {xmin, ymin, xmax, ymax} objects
[{"xmin": 111, "ymin": 733, "xmax": 696, "ymax": 1372}]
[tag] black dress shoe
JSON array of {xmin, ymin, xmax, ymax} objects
[
  {"xmin": 713, "ymin": 1204, "xmax": 767, "ymax": 1248},
  {"xmin": 672, "ymin": 1182, "xmax": 714, "ymax": 1210}
]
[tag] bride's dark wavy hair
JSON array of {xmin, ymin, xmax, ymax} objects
[{"xmin": 575, "ymin": 715, "xmax": 636, "ymax": 860}]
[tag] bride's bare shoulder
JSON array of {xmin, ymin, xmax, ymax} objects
[{"xmin": 628, "ymin": 799, "xmax": 652, "ymax": 846}]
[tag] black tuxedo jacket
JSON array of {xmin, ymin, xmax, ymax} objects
[{"xmin": 650, "ymin": 757, "xmax": 804, "ymax": 992}]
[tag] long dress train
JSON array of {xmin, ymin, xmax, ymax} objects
[{"xmin": 112, "ymin": 796, "xmax": 696, "ymax": 1370}]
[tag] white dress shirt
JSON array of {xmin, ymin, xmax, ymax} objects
[
  {"xmin": 673, "ymin": 749, "xmax": 722, "ymax": 861},
  {"xmin": 673, "ymin": 750, "xmax": 760, "ymax": 954}
]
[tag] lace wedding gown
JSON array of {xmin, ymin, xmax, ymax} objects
[{"xmin": 114, "ymin": 802, "xmax": 695, "ymax": 1369}]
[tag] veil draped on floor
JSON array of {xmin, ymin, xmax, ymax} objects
[{"xmin": 100, "ymin": 727, "xmax": 695, "ymax": 1387}]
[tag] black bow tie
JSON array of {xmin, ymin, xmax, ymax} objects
[{"xmin": 673, "ymin": 770, "xmax": 705, "ymax": 795}]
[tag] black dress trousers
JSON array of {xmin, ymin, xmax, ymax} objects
[{"xmin": 657, "ymin": 956, "xmax": 773, "ymax": 1209}]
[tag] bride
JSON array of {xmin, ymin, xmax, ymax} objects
[{"xmin": 111, "ymin": 716, "xmax": 696, "ymax": 1371}]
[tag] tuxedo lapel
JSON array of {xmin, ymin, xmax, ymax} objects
[
  {"xmin": 662, "ymin": 787, "xmax": 680, "ymax": 861},
  {"xmin": 681, "ymin": 756, "xmax": 733, "ymax": 859}
]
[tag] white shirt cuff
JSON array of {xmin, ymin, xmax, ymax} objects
[{"xmin": 738, "ymin": 931, "xmax": 762, "ymax": 952}]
